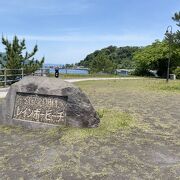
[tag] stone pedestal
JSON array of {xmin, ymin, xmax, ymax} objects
[{"xmin": 0, "ymin": 76, "xmax": 100, "ymax": 129}]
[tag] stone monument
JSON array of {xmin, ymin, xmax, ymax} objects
[{"xmin": 0, "ymin": 76, "xmax": 100, "ymax": 129}]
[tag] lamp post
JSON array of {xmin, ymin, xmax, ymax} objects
[{"xmin": 165, "ymin": 25, "xmax": 173, "ymax": 83}]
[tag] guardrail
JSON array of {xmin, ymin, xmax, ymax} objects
[{"xmin": 0, "ymin": 68, "xmax": 50, "ymax": 87}]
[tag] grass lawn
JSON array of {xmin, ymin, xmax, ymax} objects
[
  {"xmin": 50, "ymin": 73, "xmax": 134, "ymax": 79},
  {"xmin": 0, "ymin": 79, "xmax": 180, "ymax": 179}
]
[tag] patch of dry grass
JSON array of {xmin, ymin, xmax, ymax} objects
[
  {"xmin": 60, "ymin": 109, "xmax": 134, "ymax": 144},
  {"xmin": 75, "ymin": 79, "xmax": 180, "ymax": 94}
]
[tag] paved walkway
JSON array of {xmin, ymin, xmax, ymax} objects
[
  {"xmin": 0, "ymin": 77, "xmax": 142, "ymax": 98},
  {"xmin": 65, "ymin": 77, "xmax": 141, "ymax": 82}
]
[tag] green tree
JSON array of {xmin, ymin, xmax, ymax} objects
[
  {"xmin": 77, "ymin": 46, "xmax": 139, "ymax": 69},
  {"xmin": 2, "ymin": 35, "xmax": 44, "ymax": 75},
  {"xmin": 133, "ymin": 40, "xmax": 180, "ymax": 77},
  {"xmin": 172, "ymin": 12, "xmax": 180, "ymax": 27},
  {"xmin": 133, "ymin": 12, "xmax": 180, "ymax": 77},
  {"xmin": 0, "ymin": 52, "xmax": 6, "ymax": 68},
  {"xmin": 89, "ymin": 53, "xmax": 116, "ymax": 74},
  {"xmin": 172, "ymin": 12, "xmax": 180, "ymax": 45},
  {"xmin": 174, "ymin": 67, "xmax": 180, "ymax": 79}
]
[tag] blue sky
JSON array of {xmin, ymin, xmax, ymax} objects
[{"xmin": 0, "ymin": 0, "xmax": 179, "ymax": 64}]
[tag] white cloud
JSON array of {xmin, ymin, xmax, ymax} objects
[
  {"xmin": 14, "ymin": 34, "xmax": 155, "ymax": 43},
  {"xmin": 0, "ymin": 0, "xmax": 93, "ymax": 15}
]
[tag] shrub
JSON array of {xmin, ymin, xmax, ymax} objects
[{"xmin": 174, "ymin": 67, "xmax": 180, "ymax": 79}]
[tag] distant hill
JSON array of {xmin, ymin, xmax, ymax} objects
[{"xmin": 77, "ymin": 46, "xmax": 140, "ymax": 69}]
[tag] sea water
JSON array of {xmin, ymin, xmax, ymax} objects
[
  {"xmin": 45, "ymin": 64, "xmax": 89, "ymax": 75},
  {"xmin": 51, "ymin": 68, "xmax": 88, "ymax": 75}
]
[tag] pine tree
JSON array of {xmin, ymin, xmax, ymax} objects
[
  {"xmin": 172, "ymin": 12, "xmax": 180, "ymax": 78},
  {"xmin": 2, "ymin": 35, "xmax": 44, "ymax": 75},
  {"xmin": 172, "ymin": 12, "xmax": 180, "ymax": 45},
  {"xmin": 172, "ymin": 12, "xmax": 180, "ymax": 27},
  {"xmin": 89, "ymin": 53, "xmax": 116, "ymax": 74}
]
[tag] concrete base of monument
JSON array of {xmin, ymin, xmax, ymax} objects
[{"xmin": 0, "ymin": 76, "xmax": 100, "ymax": 129}]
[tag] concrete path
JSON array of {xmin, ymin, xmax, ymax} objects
[
  {"xmin": 0, "ymin": 88, "xmax": 9, "ymax": 98},
  {"xmin": 65, "ymin": 77, "xmax": 141, "ymax": 82},
  {"xmin": 0, "ymin": 92, "xmax": 8, "ymax": 98},
  {"xmin": 0, "ymin": 77, "xmax": 142, "ymax": 98}
]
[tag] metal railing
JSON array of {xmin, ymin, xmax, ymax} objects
[{"xmin": 0, "ymin": 68, "xmax": 50, "ymax": 87}]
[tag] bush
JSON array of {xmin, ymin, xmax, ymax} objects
[{"xmin": 174, "ymin": 67, "xmax": 180, "ymax": 79}]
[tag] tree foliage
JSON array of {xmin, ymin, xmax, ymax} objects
[
  {"xmin": 133, "ymin": 12, "xmax": 180, "ymax": 77},
  {"xmin": 172, "ymin": 11, "xmax": 180, "ymax": 27},
  {"xmin": 172, "ymin": 12, "xmax": 180, "ymax": 45},
  {"xmin": 133, "ymin": 40, "xmax": 180, "ymax": 77},
  {"xmin": 174, "ymin": 67, "xmax": 180, "ymax": 79},
  {"xmin": 89, "ymin": 52, "xmax": 116, "ymax": 74},
  {"xmin": 0, "ymin": 52, "xmax": 6, "ymax": 68},
  {"xmin": 78, "ymin": 46, "xmax": 139, "ymax": 73},
  {"xmin": 1, "ymin": 35, "xmax": 44, "ymax": 74}
]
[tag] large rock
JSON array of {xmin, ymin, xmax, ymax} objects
[{"xmin": 0, "ymin": 76, "xmax": 100, "ymax": 129}]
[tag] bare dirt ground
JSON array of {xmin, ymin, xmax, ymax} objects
[{"xmin": 0, "ymin": 79, "xmax": 180, "ymax": 179}]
